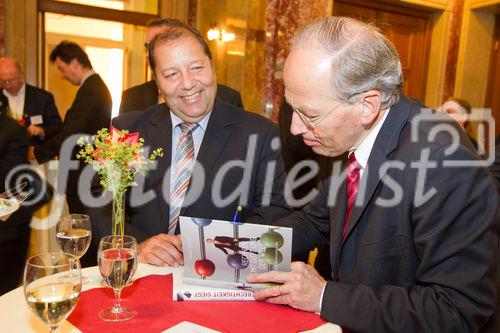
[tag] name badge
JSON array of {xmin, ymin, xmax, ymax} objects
[{"xmin": 30, "ymin": 115, "xmax": 43, "ymax": 125}]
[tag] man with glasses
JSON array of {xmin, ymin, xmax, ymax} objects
[
  {"xmin": 0, "ymin": 57, "xmax": 62, "ymax": 144},
  {"xmin": 248, "ymin": 17, "xmax": 498, "ymax": 332},
  {"xmin": 119, "ymin": 18, "xmax": 243, "ymax": 114}
]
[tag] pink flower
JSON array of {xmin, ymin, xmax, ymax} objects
[{"xmin": 110, "ymin": 126, "xmax": 139, "ymax": 145}]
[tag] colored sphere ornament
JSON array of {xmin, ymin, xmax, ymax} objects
[
  {"xmin": 192, "ymin": 218, "xmax": 212, "ymax": 227},
  {"xmin": 260, "ymin": 231, "xmax": 284, "ymax": 249},
  {"xmin": 227, "ymin": 253, "xmax": 249, "ymax": 269},
  {"xmin": 262, "ymin": 248, "xmax": 283, "ymax": 265},
  {"xmin": 194, "ymin": 259, "xmax": 216, "ymax": 277}
]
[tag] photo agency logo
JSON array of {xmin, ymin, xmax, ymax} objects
[
  {"xmin": 7, "ymin": 109, "xmax": 495, "ymax": 215},
  {"xmin": 412, "ymin": 108, "xmax": 496, "ymax": 167}
]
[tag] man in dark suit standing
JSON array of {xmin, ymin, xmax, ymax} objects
[
  {"xmin": 0, "ymin": 114, "xmax": 33, "ymax": 295},
  {"xmin": 248, "ymin": 17, "xmax": 498, "ymax": 332},
  {"xmin": 28, "ymin": 41, "xmax": 112, "ymax": 215},
  {"xmin": 0, "ymin": 57, "xmax": 62, "ymax": 144},
  {"xmin": 89, "ymin": 21, "xmax": 290, "ymax": 267},
  {"xmin": 119, "ymin": 18, "xmax": 243, "ymax": 114}
]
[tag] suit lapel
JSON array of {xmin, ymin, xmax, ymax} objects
[
  {"xmin": 23, "ymin": 85, "xmax": 33, "ymax": 119},
  {"xmin": 329, "ymin": 160, "xmax": 349, "ymax": 275},
  {"xmin": 194, "ymin": 99, "xmax": 235, "ymax": 177},
  {"xmin": 181, "ymin": 99, "xmax": 235, "ymax": 216},
  {"xmin": 144, "ymin": 104, "xmax": 172, "ymax": 223},
  {"xmin": 342, "ymin": 97, "xmax": 412, "ymax": 243}
]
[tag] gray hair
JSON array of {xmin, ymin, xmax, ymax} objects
[{"xmin": 292, "ymin": 17, "xmax": 403, "ymax": 109}]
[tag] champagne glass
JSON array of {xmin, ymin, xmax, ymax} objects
[
  {"xmin": 98, "ymin": 235, "xmax": 137, "ymax": 322},
  {"xmin": 56, "ymin": 214, "xmax": 91, "ymax": 283},
  {"xmin": 24, "ymin": 252, "xmax": 81, "ymax": 333}
]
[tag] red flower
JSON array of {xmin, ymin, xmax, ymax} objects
[
  {"xmin": 110, "ymin": 126, "xmax": 139, "ymax": 145},
  {"xmin": 19, "ymin": 118, "xmax": 26, "ymax": 126},
  {"xmin": 92, "ymin": 147, "xmax": 104, "ymax": 164}
]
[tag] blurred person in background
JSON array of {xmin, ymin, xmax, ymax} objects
[{"xmin": 0, "ymin": 57, "xmax": 62, "ymax": 145}]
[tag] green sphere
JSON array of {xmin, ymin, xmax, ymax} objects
[
  {"xmin": 260, "ymin": 231, "xmax": 284, "ymax": 249},
  {"xmin": 262, "ymin": 248, "xmax": 283, "ymax": 265}
]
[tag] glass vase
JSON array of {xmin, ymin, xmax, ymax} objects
[{"xmin": 112, "ymin": 191, "xmax": 125, "ymax": 237}]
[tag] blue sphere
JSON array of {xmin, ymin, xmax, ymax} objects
[
  {"xmin": 227, "ymin": 253, "xmax": 249, "ymax": 269},
  {"xmin": 191, "ymin": 218, "xmax": 212, "ymax": 227}
]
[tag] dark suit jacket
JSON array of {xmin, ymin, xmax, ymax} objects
[
  {"xmin": 89, "ymin": 99, "xmax": 291, "ymax": 248},
  {"xmin": 277, "ymin": 96, "xmax": 499, "ymax": 332},
  {"xmin": 491, "ymin": 135, "xmax": 500, "ymax": 193},
  {"xmin": 33, "ymin": 73, "xmax": 112, "ymax": 200},
  {"xmin": 119, "ymin": 80, "xmax": 243, "ymax": 113},
  {"xmin": 0, "ymin": 114, "xmax": 32, "ymax": 295},
  {"xmin": 0, "ymin": 84, "xmax": 62, "ymax": 144}
]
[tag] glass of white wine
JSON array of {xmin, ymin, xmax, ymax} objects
[
  {"xmin": 56, "ymin": 214, "xmax": 91, "ymax": 283},
  {"xmin": 24, "ymin": 252, "xmax": 81, "ymax": 333},
  {"xmin": 98, "ymin": 235, "xmax": 137, "ymax": 322}
]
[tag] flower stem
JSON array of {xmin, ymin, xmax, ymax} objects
[{"xmin": 112, "ymin": 191, "xmax": 125, "ymax": 237}]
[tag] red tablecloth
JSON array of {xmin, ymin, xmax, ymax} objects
[{"xmin": 68, "ymin": 274, "xmax": 326, "ymax": 332}]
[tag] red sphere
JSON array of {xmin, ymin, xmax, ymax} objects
[{"xmin": 194, "ymin": 259, "xmax": 216, "ymax": 277}]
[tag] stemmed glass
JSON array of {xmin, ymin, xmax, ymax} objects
[
  {"xmin": 56, "ymin": 214, "xmax": 91, "ymax": 283},
  {"xmin": 97, "ymin": 235, "xmax": 138, "ymax": 322},
  {"xmin": 24, "ymin": 252, "xmax": 81, "ymax": 333}
]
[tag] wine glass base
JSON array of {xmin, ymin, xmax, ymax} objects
[{"xmin": 99, "ymin": 306, "xmax": 136, "ymax": 322}]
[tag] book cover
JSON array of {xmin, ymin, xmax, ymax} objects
[{"xmin": 179, "ymin": 216, "xmax": 293, "ymax": 297}]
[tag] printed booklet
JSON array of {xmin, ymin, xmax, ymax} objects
[{"xmin": 175, "ymin": 216, "xmax": 293, "ymax": 301}]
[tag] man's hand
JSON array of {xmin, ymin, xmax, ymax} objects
[
  {"xmin": 247, "ymin": 261, "xmax": 327, "ymax": 313},
  {"xmin": 27, "ymin": 125, "xmax": 45, "ymax": 138},
  {"xmin": 27, "ymin": 146, "xmax": 35, "ymax": 160},
  {"xmin": 137, "ymin": 234, "xmax": 183, "ymax": 267}
]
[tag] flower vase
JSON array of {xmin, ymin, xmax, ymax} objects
[{"xmin": 112, "ymin": 191, "xmax": 125, "ymax": 237}]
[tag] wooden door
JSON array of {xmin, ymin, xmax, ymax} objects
[
  {"xmin": 333, "ymin": 0, "xmax": 432, "ymax": 102},
  {"xmin": 485, "ymin": 16, "xmax": 500, "ymax": 138}
]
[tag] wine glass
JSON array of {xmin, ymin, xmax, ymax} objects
[
  {"xmin": 97, "ymin": 235, "xmax": 138, "ymax": 322},
  {"xmin": 24, "ymin": 252, "xmax": 82, "ymax": 333},
  {"xmin": 56, "ymin": 214, "xmax": 91, "ymax": 283}
]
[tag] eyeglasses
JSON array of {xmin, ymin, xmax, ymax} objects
[
  {"xmin": 293, "ymin": 98, "xmax": 350, "ymax": 130},
  {"xmin": 0, "ymin": 78, "xmax": 18, "ymax": 86}
]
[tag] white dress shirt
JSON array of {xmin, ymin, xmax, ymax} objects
[{"xmin": 3, "ymin": 83, "xmax": 26, "ymax": 120}]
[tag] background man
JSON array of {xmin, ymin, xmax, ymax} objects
[
  {"xmin": 248, "ymin": 17, "xmax": 498, "ymax": 332},
  {"xmin": 439, "ymin": 96, "xmax": 480, "ymax": 152},
  {"xmin": 119, "ymin": 18, "xmax": 243, "ymax": 113},
  {"xmin": 29, "ymin": 41, "xmax": 112, "ymax": 217},
  {"xmin": 0, "ymin": 114, "xmax": 37, "ymax": 295},
  {"xmin": 89, "ymin": 21, "xmax": 290, "ymax": 267},
  {"xmin": 0, "ymin": 57, "xmax": 62, "ymax": 144}
]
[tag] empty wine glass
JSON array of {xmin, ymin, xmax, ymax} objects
[
  {"xmin": 56, "ymin": 214, "xmax": 91, "ymax": 283},
  {"xmin": 98, "ymin": 235, "xmax": 137, "ymax": 322},
  {"xmin": 24, "ymin": 252, "xmax": 81, "ymax": 333}
]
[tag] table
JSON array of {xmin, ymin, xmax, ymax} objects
[{"xmin": 0, "ymin": 263, "xmax": 340, "ymax": 332}]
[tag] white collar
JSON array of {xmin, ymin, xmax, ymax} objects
[
  {"xmin": 170, "ymin": 109, "xmax": 212, "ymax": 132},
  {"xmin": 353, "ymin": 107, "xmax": 390, "ymax": 169},
  {"xmin": 3, "ymin": 82, "xmax": 26, "ymax": 99}
]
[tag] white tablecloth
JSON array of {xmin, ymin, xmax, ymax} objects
[{"xmin": 0, "ymin": 263, "xmax": 340, "ymax": 332}]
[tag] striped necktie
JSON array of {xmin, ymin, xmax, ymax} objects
[
  {"xmin": 342, "ymin": 152, "xmax": 361, "ymax": 238},
  {"xmin": 169, "ymin": 122, "xmax": 198, "ymax": 234}
]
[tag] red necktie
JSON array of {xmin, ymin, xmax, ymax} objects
[{"xmin": 342, "ymin": 152, "xmax": 361, "ymax": 238}]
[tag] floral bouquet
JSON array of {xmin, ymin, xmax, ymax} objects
[{"xmin": 77, "ymin": 126, "xmax": 163, "ymax": 236}]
